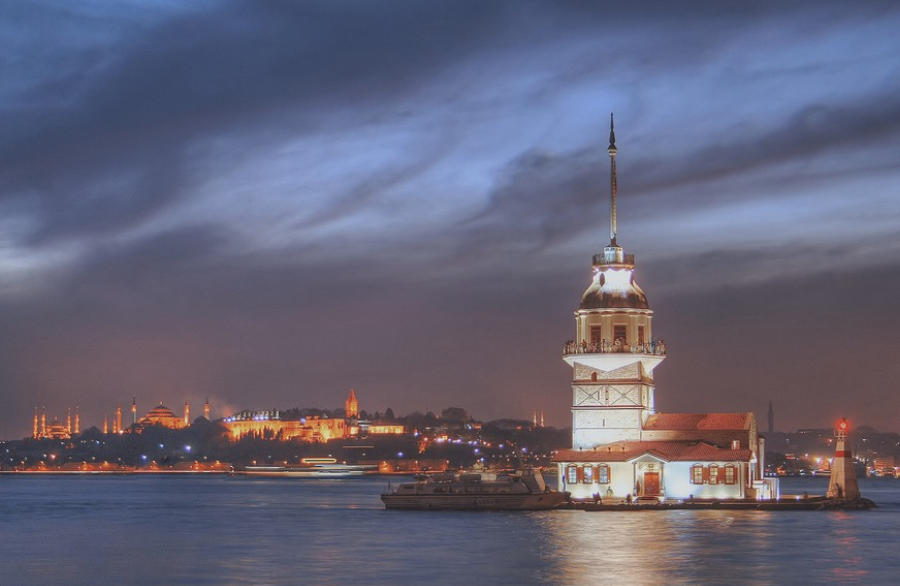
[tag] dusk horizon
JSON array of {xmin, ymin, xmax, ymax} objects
[{"xmin": 3, "ymin": 1, "xmax": 900, "ymax": 440}]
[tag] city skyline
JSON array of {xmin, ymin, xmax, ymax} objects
[{"xmin": 2, "ymin": 1, "xmax": 900, "ymax": 439}]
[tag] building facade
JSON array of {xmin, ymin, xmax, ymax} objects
[{"xmin": 552, "ymin": 116, "xmax": 777, "ymax": 501}]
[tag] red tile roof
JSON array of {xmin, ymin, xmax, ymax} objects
[
  {"xmin": 553, "ymin": 440, "xmax": 753, "ymax": 463},
  {"xmin": 643, "ymin": 412, "xmax": 752, "ymax": 431}
]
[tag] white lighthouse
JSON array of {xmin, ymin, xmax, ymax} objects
[
  {"xmin": 564, "ymin": 114, "xmax": 666, "ymax": 449},
  {"xmin": 827, "ymin": 418, "xmax": 860, "ymax": 500}
]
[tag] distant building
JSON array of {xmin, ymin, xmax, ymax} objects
[
  {"xmin": 221, "ymin": 389, "xmax": 405, "ymax": 441},
  {"xmin": 552, "ymin": 117, "xmax": 777, "ymax": 501},
  {"xmin": 222, "ymin": 409, "xmax": 346, "ymax": 441},
  {"xmin": 32, "ymin": 407, "xmax": 77, "ymax": 439},
  {"xmin": 139, "ymin": 403, "xmax": 186, "ymax": 429}
]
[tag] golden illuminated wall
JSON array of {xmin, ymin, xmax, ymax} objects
[
  {"xmin": 367, "ymin": 424, "xmax": 406, "ymax": 435},
  {"xmin": 222, "ymin": 417, "xmax": 346, "ymax": 441}
]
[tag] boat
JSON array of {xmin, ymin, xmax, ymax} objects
[
  {"xmin": 381, "ymin": 468, "xmax": 570, "ymax": 510},
  {"xmin": 238, "ymin": 458, "xmax": 376, "ymax": 478}
]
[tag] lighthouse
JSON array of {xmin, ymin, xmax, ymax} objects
[{"xmin": 827, "ymin": 418, "xmax": 860, "ymax": 500}]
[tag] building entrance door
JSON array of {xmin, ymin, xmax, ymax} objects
[{"xmin": 643, "ymin": 472, "xmax": 660, "ymax": 496}]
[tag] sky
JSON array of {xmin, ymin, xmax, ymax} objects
[{"xmin": 2, "ymin": 0, "xmax": 900, "ymax": 439}]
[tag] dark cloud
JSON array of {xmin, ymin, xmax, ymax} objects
[{"xmin": 2, "ymin": 0, "xmax": 900, "ymax": 438}]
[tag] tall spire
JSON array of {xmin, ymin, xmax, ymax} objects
[{"xmin": 608, "ymin": 112, "xmax": 618, "ymax": 246}]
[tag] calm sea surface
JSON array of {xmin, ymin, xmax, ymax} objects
[{"xmin": 2, "ymin": 475, "xmax": 899, "ymax": 586}]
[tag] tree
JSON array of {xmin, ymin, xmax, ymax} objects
[{"xmin": 441, "ymin": 407, "xmax": 470, "ymax": 422}]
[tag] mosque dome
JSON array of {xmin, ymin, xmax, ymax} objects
[
  {"xmin": 579, "ymin": 268, "xmax": 649, "ymax": 310},
  {"xmin": 142, "ymin": 404, "xmax": 183, "ymax": 428},
  {"xmin": 147, "ymin": 404, "xmax": 176, "ymax": 418}
]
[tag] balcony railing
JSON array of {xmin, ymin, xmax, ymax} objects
[
  {"xmin": 563, "ymin": 339, "xmax": 667, "ymax": 356},
  {"xmin": 592, "ymin": 252, "xmax": 635, "ymax": 266}
]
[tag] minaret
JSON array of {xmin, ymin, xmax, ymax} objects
[
  {"xmin": 540, "ymin": 410, "xmax": 545, "ymax": 428},
  {"xmin": 33, "ymin": 407, "xmax": 39, "ymax": 439},
  {"xmin": 66, "ymin": 408, "xmax": 72, "ymax": 433},
  {"xmin": 533, "ymin": 410, "xmax": 538, "ymax": 428},
  {"xmin": 204, "ymin": 397, "xmax": 211, "ymax": 420},
  {"xmin": 74, "ymin": 407, "xmax": 80, "ymax": 434},
  {"xmin": 184, "ymin": 401, "xmax": 191, "ymax": 426},
  {"xmin": 827, "ymin": 418, "xmax": 860, "ymax": 500},
  {"xmin": 41, "ymin": 408, "xmax": 46, "ymax": 437},
  {"xmin": 103, "ymin": 414, "xmax": 109, "ymax": 434},
  {"xmin": 562, "ymin": 115, "xmax": 666, "ymax": 449},
  {"xmin": 346, "ymin": 388, "xmax": 359, "ymax": 419},
  {"xmin": 115, "ymin": 403, "xmax": 122, "ymax": 434},
  {"xmin": 132, "ymin": 397, "xmax": 137, "ymax": 426}
]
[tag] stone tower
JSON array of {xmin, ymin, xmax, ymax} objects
[
  {"xmin": 345, "ymin": 388, "xmax": 359, "ymax": 419},
  {"xmin": 563, "ymin": 115, "xmax": 666, "ymax": 449}
]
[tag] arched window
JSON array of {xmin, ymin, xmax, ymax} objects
[
  {"xmin": 691, "ymin": 464, "xmax": 704, "ymax": 484},
  {"xmin": 724, "ymin": 465, "xmax": 737, "ymax": 485},
  {"xmin": 591, "ymin": 372, "xmax": 598, "ymax": 382},
  {"xmin": 598, "ymin": 464, "xmax": 611, "ymax": 484}
]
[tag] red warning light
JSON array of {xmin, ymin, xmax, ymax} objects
[{"xmin": 837, "ymin": 418, "xmax": 849, "ymax": 432}]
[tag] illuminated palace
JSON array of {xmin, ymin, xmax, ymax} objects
[
  {"xmin": 551, "ymin": 116, "xmax": 778, "ymax": 501},
  {"xmin": 221, "ymin": 388, "xmax": 405, "ymax": 442}
]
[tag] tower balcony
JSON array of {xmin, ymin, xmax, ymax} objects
[
  {"xmin": 563, "ymin": 340, "xmax": 666, "ymax": 357},
  {"xmin": 592, "ymin": 251, "xmax": 634, "ymax": 268},
  {"xmin": 563, "ymin": 339, "xmax": 667, "ymax": 374}
]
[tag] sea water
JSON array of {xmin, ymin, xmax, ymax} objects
[{"xmin": 2, "ymin": 475, "xmax": 899, "ymax": 586}]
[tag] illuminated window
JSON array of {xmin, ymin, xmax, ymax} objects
[
  {"xmin": 638, "ymin": 325, "xmax": 645, "ymax": 346},
  {"xmin": 708, "ymin": 465, "xmax": 719, "ymax": 485},
  {"xmin": 724, "ymin": 465, "xmax": 736, "ymax": 485},
  {"xmin": 590, "ymin": 326, "xmax": 602, "ymax": 345},
  {"xmin": 591, "ymin": 372, "xmax": 598, "ymax": 382},
  {"xmin": 567, "ymin": 466, "xmax": 578, "ymax": 484},
  {"xmin": 691, "ymin": 465, "xmax": 704, "ymax": 484},
  {"xmin": 598, "ymin": 465, "xmax": 610, "ymax": 484},
  {"xmin": 583, "ymin": 466, "xmax": 594, "ymax": 484},
  {"xmin": 614, "ymin": 325, "xmax": 626, "ymax": 343}
]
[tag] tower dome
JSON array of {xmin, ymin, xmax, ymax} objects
[{"xmin": 579, "ymin": 259, "xmax": 649, "ymax": 310}]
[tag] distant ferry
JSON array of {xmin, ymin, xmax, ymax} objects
[
  {"xmin": 238, "ymin": 458, "xmax": 376, "ymax": 478},
  {"xmin": 381, "ymin": 468, "xmax": 570, "ymax": 510}
]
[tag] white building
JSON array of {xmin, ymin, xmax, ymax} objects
[{"xmin": 552, "ymin": 116, "xmax": 778, "ymax": 501}]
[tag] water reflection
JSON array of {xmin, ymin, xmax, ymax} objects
[
  {"xmin": 539, "ymin": 507, "xmax": 880, "ymax": 586},
  {"xmin": 2, "ymin": 476, "xmax": 897, "ymax": 586}
]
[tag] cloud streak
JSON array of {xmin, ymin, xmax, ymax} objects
[{"xmin": 2, "ymin": 0, "xmax": 900, "ymax": 437}]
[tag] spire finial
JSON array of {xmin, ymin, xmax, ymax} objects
[
  {"xmin": 608, "ymin": 112, "xmax": 618, "ymax": 245},
  {"xmin": 608, "ymin": 112, "xmax": 617, "ymax": 152}
]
